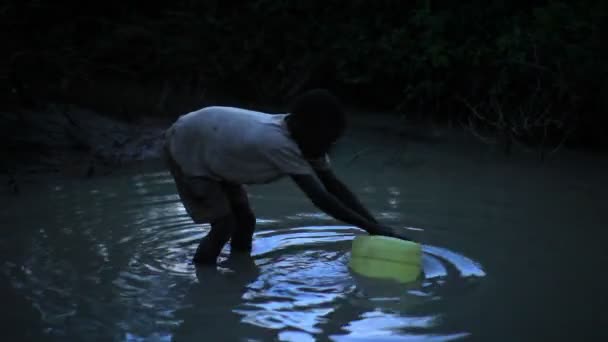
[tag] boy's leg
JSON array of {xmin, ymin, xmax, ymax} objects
[
  {"xmin": 222, "ymin": 183, "xmax": 256, "ymax": 253},
  {"xmin": 182, "ymin": 180, "xmax": 234, "ymax": 264},
  {"xmin": 163, "ymin": 146, "xmax": 235, "ymax": 264},
  {"xmin": 193, "ymin": 213, "xmax": 236, "ymax": 264}
]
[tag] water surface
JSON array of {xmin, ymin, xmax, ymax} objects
[{"xmin": 2, "ymin": 120, "xmax": 607, "ymax": 341}]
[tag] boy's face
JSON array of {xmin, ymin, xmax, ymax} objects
[
  {"xmin": 287, "ymin": 114, "xmax": 344, "ymax": 159},
  {"xmin": 298, "ymin": 130, "xmax": 341, "ymax": 159}
]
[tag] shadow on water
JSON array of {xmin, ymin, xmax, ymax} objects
[
  {"xmin": 171, "ymin": 255, "xmax": 265, "ymax": 342},
  {"xmin": 0, "ymin": 272, "xmax": 44, "ymax": 341}
]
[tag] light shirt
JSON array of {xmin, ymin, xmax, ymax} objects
[{"xmin": 165, "ymin": 106, "xmax": 329, "ymax": 184}]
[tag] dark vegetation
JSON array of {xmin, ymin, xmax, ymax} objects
[
  {"xmin": 4, "ymin": 1, "xmax": 608, "ymax": 152},
  {"xmin": 0, "ymin": 3, "xmax": 606, "ymax": 339}
]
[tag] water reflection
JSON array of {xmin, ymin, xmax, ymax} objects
[
  {"xmin": 172, "ymin": 256, "xmax": 264, "ymax": 341},
  {"xmin": 1, "ymin": 165, "xmax": 489, "ymax": 341}
]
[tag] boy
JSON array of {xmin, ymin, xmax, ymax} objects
[{"xmin": 163, "ymin": 89, "xmax": 409, "ymax": 265}]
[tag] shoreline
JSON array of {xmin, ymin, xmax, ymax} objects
[{"xmin": 2, "ymin": 103, "xmax": 605, "ymax": 196}]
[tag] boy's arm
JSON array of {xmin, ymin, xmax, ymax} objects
[
  {"xmin": 290, "ymin": 173, "xmax": 411, "ymax": 240},
  {"xmin": 313, "ymin": 167, "xmax": 378, "ymax": 224}
]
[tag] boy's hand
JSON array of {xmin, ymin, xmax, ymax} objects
[{"xmin": 290, "ymin": 174, "xmax": 413, "ymax": 242}]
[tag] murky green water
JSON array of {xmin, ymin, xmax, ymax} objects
[{"xmin": 2, "ymin": 120, "xmax": 607, "ymax": 341}]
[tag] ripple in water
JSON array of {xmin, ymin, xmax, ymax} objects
[
  {"xmin": 6, "ymin": 172, "xmax": 485, "ymax": 341},
  {"xmin": 167, "ymin": 226, "xmax": 484, "ymax": 341}
]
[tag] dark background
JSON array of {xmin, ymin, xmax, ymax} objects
[
  {"xmin": 2, "ymin": 2, "xmax": 608, "ymax": 340},
  {"xmin": 4, "ymin": 0, "xmax": 607, "ymax": 150}
]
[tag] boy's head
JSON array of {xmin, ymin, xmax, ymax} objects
[{"xmin": 286, "ymin": 89, "xmax": 346, "ymax": 159}]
